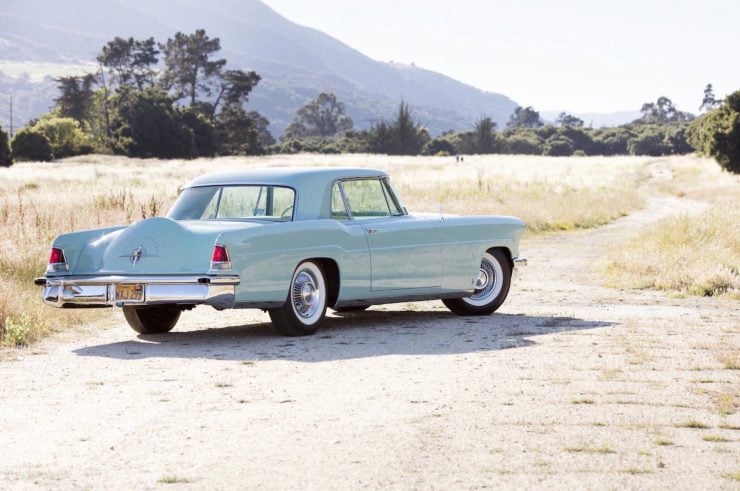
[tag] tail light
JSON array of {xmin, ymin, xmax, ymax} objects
[
  {"xmin": 47, "ymin": 247, "xmax": 69, "ymax": 272},
  {"xmin": 210, "ymin": 244, "xmax": 231, "ymax": 270}
]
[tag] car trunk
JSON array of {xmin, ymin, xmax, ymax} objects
[{"xmin": 71, "ymin": 217, "xmax": 265, "ymax": 275}]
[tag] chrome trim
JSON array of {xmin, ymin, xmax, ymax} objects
[
  {"xmin": 333, "ymin": 291, "xmax": 474, "ymax": 309},
  {"xmin": 37, "ymin": 275, "xmax": 239, "ymax": 310},
  {"xmin": 513, "ymin": 257, "xmax": 527, "ymax": 268}
]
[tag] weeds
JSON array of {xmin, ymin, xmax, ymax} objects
[
  {"xmin": 655, "ymin": 438, "xmax": 673, "ymax": 446},
  {"xmin": 565, "ymin": 444, "xmax": 615, "ymax": 454},
  {"xmin": 703, "ymin": 434, "xmax": 730, "ymax": 442},
  {"xmin": 677, "ymin": 421, "xmax": 711, "ymax": 429}
]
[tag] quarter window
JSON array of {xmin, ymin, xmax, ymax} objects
[{"xmin": 341, "ymin": 178, "xmax": 402, "ymax": 220}]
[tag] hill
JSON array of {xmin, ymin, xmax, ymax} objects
[{"xmin": 0, "ymin": 0, "xmax": 518, "ymax": 136}]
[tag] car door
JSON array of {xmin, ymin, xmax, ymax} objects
[{"xmin": 339, "ymin": 178, "xmax": 441, "ymax": 290}]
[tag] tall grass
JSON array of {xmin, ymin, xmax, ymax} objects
[
  {"xmin": 605, "ymin": 204, "xmax": 740, "ymax": 298},
  {"xmin": 0, "ymin": 153, "xmax": 663, "ymax": 346}
]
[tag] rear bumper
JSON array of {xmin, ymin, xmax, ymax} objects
[{"xmin": 35, "ymin": 275, "xmax": 240, "ymax": 309}]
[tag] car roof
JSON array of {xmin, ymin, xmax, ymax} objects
[
  {"xmin": 184, "ymin": 166, "xmax": 391, "ymax": 220},
  {"xmin": 186, "ymin": 167, "xmax": 387, "ymax": 188}
]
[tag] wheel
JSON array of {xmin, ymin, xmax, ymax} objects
[
  {"xmin": 122, "ymin": 305, "xmax": 181, "ymax": 334},
  {"xmin": 443, "ymin": 250, "xmax": 512, "ymax": 316},
  {"xmin": 269, "ymin": 260, "xmax": 327, "ymax": 336},
  {"xmin": 332, "ymin": 306, "xmax": 370, "ymax": 313}
]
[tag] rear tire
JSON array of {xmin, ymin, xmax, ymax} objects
[
  {"xmin": 269, "ymin": 260, "xmax": 327, "ymax": 336},
  {"xmin": 122, "ymin": 305, "xmax": 181, "ymax": 334},
  {"xmin": 443, "ymin": 250, "xmax": 512, "ymax": 316}
]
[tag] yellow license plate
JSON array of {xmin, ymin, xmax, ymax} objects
[{"xmin": 116, "ymin": 284, "xmax": 144, "ymax": 302}]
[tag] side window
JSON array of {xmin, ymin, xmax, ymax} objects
[
  {"xmin": 342, "ymin": 179, "xmax": 392, "ymax": 220},
  {"xmin": 331, "ymin": 183, "xmax": 349, "ymax": 221}
]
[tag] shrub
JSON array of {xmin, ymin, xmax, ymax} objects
[
  {"xmin": 32, "ymin": 117, "xmax": 95, "ymax": 159},
  {"xmin": 423, "ymin": 137, "xmax": 458, "ymax": 156},
  {"xmin": 11, "ymin": 128, "xmax": 54, "ymax": 162},
  {"xmin": 0, "ymin": 125, "xmax": 12, "ymax": 166},
  {"xmin": 544, "ymin": 135, "xmax": 574, "ymax": 156},
  {"xmin": 504, "ymin": 134, "xmax": 543, "ymax": 155}
]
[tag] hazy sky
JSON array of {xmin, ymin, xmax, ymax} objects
[{"xmin": 261, "ymin": 0, "xmax": 738, "ymax": 114}]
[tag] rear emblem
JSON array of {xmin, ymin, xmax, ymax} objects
[{"xmin": 129, "ymin": 246, "xmax": 146, "ymax": 265}]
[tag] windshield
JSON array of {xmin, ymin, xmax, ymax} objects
[{"xmin": 167, "ymin": 185, "xmax": 296, "ymax": 221}]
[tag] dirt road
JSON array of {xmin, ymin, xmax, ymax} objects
[{"xmin": 1, "ymin": 195, "xmax": 738, "ymax": 489}]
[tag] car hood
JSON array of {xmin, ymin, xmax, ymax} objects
[{"xmin": 70, "ymin": 217, "xmax": 265, "ymax": 275}]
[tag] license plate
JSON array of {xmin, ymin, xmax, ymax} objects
[{"xmin": 116, "ymin": 284, "xmax": 144, "ymax": 302}]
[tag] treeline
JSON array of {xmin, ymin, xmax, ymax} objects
[
  {"xmin": 273, "ymin": 94, "xmax": 697, "ymax": 158},
  {"xmin": 1, "ymin": 29, "xmax": 272, "ymax": 163}
]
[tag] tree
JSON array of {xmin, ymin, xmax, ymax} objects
[
  {"xmin": 556, "ymin": 112, "xmax": 584, "ymax": 127},
  {"xmin": 248, "ymin": 111, "xmax": 275, "ymax": 147},
  {"xmin": 0, "ymin": 125, "xmax": 12, "ymax": 167},
  {"xmin": 54, "ymin": 74, "xmax": 97, "ymax": 124},
  {"xmin": 507, "ymin": 106, "xmax": 543, "ymax": 128},
  {"xmin": 699, "ymin": 83, "xmax": 720, "ymax": 113},
  {"xmin": 161, "ymin": 30, "xmax": 226, "ymax": 106},
  {"xmin": 386, "ymin": 101, "xmax": 429, "ymax": 155},
  {"xmin": 97, "ymin": 37, "xmax": 159, "ymax": 89},
  {"xmin": 110, "ymin": 87, "xmax": 193, "ymax": 158},
  {"xmin": 283, "ymin": 92, "xmax": 353, "ymax": 139},
  {"xmin": 471, "ymin": 116, "xmax": 498, "ymax": 153},
  {"xmin": 216, "ymin": 106, "xmax": 264, "ymax": 155},
  {"xmin": 211, "ymin": 69, "xmax": 261, "ymax": 117},
  {"xmin": 688, "ymin": 89, "xmax": 740, "ymax": 173},
  {"xmin": 11, "ymin": 129, "xmax": 53, "ymax": 162},
  {"xmin": 636, "ymin": 96, "xmax": 693, "ymax": 124}
]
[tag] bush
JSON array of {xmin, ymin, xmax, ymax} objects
[
  {"xmin": 0, "ymin": 125, "xmax": 12, "ymax": 167},
  {"xmin": 11, "ymin": 129, "xmax": 54, "ymax": 162},
  {"xmin": 32, "ymin": 117, "xmax": 95, "ymax": 159},
  {"xmin": 503, "ymin": 133, "xmax": 543, "ymax": 155},
  {"xmin": 422, "ymin": 137, "xmax": 458, "ymax": 156},
  {"xmin": 544, "ymin": 135, "xmax": 574, "ymax": 156}
]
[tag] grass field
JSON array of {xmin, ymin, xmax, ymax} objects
[{"xmin": 0, "ymin": 153, "xmax": 736, "ymax": 346}]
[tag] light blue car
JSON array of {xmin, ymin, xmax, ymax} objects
[{"xmin": 36, "ymin": 167, "xmax": 526, "ymax": 336}]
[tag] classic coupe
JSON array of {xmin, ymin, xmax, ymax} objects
[{"xmin": 35, "ymin": 167, "xmax": 526, "ymax": 336}]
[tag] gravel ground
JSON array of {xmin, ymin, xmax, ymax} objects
[{"xmin": 1, "ymin": 195, "xmax": 738, "ymax": 489}]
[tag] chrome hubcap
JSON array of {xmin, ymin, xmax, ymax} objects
[
  {"xmin": 475, "ymin": 269, "xmax": 489, "ymax": 289},
  {"xmin": 292, "ymin": 271, "xmax": 321, "ymax": 318},
  {"xmin": 470, "ymin": 260, "xmax": 496, "ymax": 301}
]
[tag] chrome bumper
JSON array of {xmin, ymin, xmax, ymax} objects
[
  {"xmin": 513, "ymin": 257, "xmax": 527, "ymax": 268},
  {"xmin": 35, "ymin": 275, "xmax": 240, "ymax": 309}
]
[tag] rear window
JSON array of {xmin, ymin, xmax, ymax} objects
[{"xmin": 167, "ymin": 185, "xmax": 295, "ymax": 221}]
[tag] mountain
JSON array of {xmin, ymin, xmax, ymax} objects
[{"xmin": 0, "ymin": 0, "xmax": 518, "ymax": 136}]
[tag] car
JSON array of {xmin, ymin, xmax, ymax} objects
[{"xmin": 35, "ymin": 167, "xmax": 526, "ymax": 336}]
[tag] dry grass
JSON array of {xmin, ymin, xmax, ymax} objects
[
  {"xmin": 606, "ymin": 156, "xmax": 739, "ymax": 299},
  {"xmin": 605, "ymin": 205, "xmax": 740, "ymax": 298}
]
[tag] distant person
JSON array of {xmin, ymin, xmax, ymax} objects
[
  {"xmin": 460, "ymin": 155, "xmax": 464, "ymax": 163},
  {"xmin": 455, "ymin": 155, "xmax": 460, "ymax": 163}
]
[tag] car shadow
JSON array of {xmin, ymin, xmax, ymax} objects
[{"xmin": 73, "ymin": 310, "xmax": 615, "ymax": 363}]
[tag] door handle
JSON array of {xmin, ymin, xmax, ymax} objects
[{"xmin": 366, "ymin": 228, "xmax": 380, "ymax": 234}]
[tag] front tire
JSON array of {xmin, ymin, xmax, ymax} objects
[
  {"xmin": 122, "ymin": 305, "xmax": 181, "ymax": 334},
  {"xmin": 443, "ymin": 250, "xmax": 512, "ymax": 316},
  {"xmin": 269, "ymin": 261, "xmax": 328, "ymax": 336}
]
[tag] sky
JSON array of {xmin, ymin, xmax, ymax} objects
[{"xmin": 261, "ymin": 0, "xmax": 739, "ymax": 115}]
